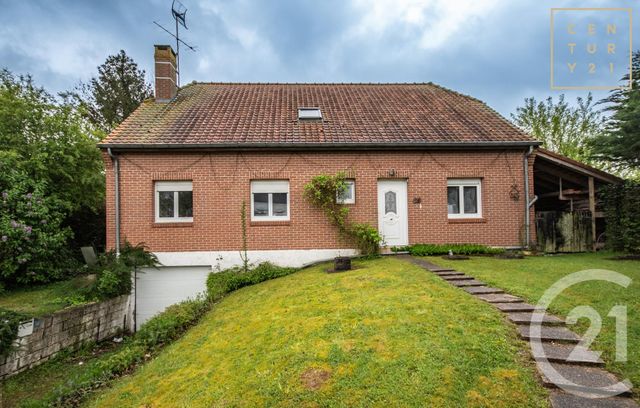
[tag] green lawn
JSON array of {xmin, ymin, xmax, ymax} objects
[
  {"xmin": 91, "ymin": 257, "xmax": 548, "ymax": 407},
  {"xmin": 0, "ymin": 275, "xmax": 93, "ymax": 316},
  {"xmin": 427, "ymin": 252, "xmax": 640, "ymax": 395}
]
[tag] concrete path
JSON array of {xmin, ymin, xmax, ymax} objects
[{"xmin": 404, "ymin": 256, "xmax": 637, "ymax": 408}]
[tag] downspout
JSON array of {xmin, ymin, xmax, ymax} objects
[
  {"xmin": 523, "ymin": 146, "xmax": 537, "ymax": 249},
  {"xmin": 107, "ymin": 148, "xmax": 121, "ymax": 256},
  {"xmin": 107, "ymin": 148, "xmax": 134, "ymax": 331}
]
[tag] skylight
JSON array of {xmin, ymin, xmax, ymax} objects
[{"xmin": 298, "ymin": 108, "xmax": 322, "ymax": 120}]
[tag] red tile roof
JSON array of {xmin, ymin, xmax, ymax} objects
[{"xmin": 100, "ymin": 83, "xmax": 538, "ymax": 149}]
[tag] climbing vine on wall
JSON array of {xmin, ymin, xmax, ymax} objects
[{"xmin": 304, "ymin": 172, "xmax": 382, "ymax": 255}]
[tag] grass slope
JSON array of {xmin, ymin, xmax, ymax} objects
[
  {"xmin": 91, "ymin": 257, "xmax": 547, "ymax": 407},
  {"xmin": 428, "ymin": 253, "xmax": 640, "ymax": 396}
]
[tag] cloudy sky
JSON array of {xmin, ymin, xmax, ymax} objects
[{"xmin": 0, "ymin": 0, "xmax": 637, "ymax": 117}]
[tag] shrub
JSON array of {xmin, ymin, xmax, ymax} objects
[
  {"xmin": 134, "ymin": 297, "xmax": 209, "ymax": 349},
  {"xmin": 0, "ymin": 308, "xmax": 28, "ymax": 357},
  {"xmin": 0, "ymin": 154, "xmax": 76, "ymax": 285},
  {"xmin": 350, "ymin": 223, "xmax": 384, "ymax": 256},
  {"xmin": 602, "ymin": 181, "xmax": 640, "ymax": 254},
  {"xmin": 392, "ymin": 243, "xmax": 505, "ymax": 256},
  {"xmin": 89, "ymin": 242, "xmax": 159, "ymax": 300},
  {"xmin": 207, "ymin": 262, "xmax": 297, "ymax": 302}
]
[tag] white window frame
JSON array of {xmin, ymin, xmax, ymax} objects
[
  {"xmin": 447, "ymin": 178, "xmax": 482, "ymax": 219},
  {"xmin": 298, "ymin": 107, "xmax": 322, "ymax": 120},
  {"xmin": 336, "ymin": 180, "xmax": 355, "ymax": 204},
  {"xmin": 251, "ymin": 180, "xmax": 290, "ymax": 221},
  {"xmin": 155, "ymin": 181, "xmax": 193, "ymax": 223}
]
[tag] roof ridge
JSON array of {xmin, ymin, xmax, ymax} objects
[{"xmin": 187, "ymin": 81, "xmax": 438, "ymax": 86}]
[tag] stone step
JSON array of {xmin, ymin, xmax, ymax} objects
[
  {"xmin": 531, "ymin": 342, "xmax": 604, "ymax": 366},
  {"xmin": 431, "ymin": 268, "xmax": 456, "ymax": 272},
  {"xmin": 493, "ymin": 302, "xmax": 542, "ymax": 312},
  {"xmin": 549, "ymin": 391, "xmax": 638, "ymax": 408},
  {"xmin": 434, "ymin": 271, "xmax": 464, "ymax": 276},
  {"xmin": 441, "ymin": 275, "xmax": 474, "ymax": 281},
  {"xmin": 449, "ymin": 279, "xmax": 486, "ymax": 287},
  {"xmin": 507, "ymin": 312, "xmax": 564, "ymax": 326},
  {"xmin": 463, "ymin": 286, "xmax": 504, "ymax": 295},
  {"xmin": 475, "ymin": 293, "xmax": 524, "ymax": 304},
  {"xmin": 518, "ymin": 326, "xmax": 581, "ymax": 343},
  {"xmin": 538, "ymin": 362, "xmax": 633, "ymax": 398}
]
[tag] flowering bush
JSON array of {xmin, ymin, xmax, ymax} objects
[{"xmin": 0, "ymin": 159, "xmax": 73, "ymax": 284}]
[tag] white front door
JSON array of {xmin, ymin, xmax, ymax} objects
[{"xmin": 377, "ymin": 180, "xmax": 408, "ymax": 246}]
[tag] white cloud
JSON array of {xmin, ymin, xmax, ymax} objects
[{"xmin": 349, "ymin": 0, "xmax": 500, "ymax": 50}]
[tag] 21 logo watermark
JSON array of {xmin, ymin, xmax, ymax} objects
[
  {"xmin": 531, "ymin": 269, "xmax": 633, "ymax": 398},
  {"xmin": 551, "ymin": 8, "xmax": 633, "ymax": 90}
]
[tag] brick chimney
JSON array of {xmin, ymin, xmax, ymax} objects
[{"xmin": 154, "ymin": 45, "xmax": 177, "ymax": 102}]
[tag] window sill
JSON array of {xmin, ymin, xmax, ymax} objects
[
  {"xmin": 250, "ymin": 221, "xmax": 291, "ymax": 226},
  {"xmin": 153, "ymin": 222, "xmax": 194, "ymax": 228},
  {"xmin": 447, "ymin": 218, "xmax": 486, "ymax": 224}
]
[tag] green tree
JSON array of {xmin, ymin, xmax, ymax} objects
[
  {"xmin": 64, "ymin": 50, "xmax": 152, "ymax": 133},
  {"xmin": 511, "ymin": 93, "xmax": 606, "ymax": 164},
  {"xmin": 0, "ymin": 69, "xmax": 104, "ymax": 213},
  {"xmin": 591, "ymin": 50, "xmax": 640, "ymax": 173},
  {"xmin": 0, "ymin": 152, "xmax": 74, "ymax": 284}
]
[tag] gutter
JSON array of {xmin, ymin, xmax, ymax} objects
[
  {"xmin": 523, "ymin": 146, "xmax": 538, "ymax": 249},
  {"xmin": 98, "ymin": 140, "xmax": 541, "ymax": 152},
  {"xmin": 106, "ymin": 148, "xmax": 121, "ymax": 256}
]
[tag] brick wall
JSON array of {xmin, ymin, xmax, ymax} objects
[
  {"xmin": 103, "ymin": 149, "xmax": 536, "ymax": 252},
  {"xmin": 0, "ymin": 295, "xmax": 130, "ymax": 380}
]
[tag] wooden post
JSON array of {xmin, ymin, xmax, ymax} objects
[{"xmin": 588, "ymin": 176, "xmax": 596, "ymax": 251}]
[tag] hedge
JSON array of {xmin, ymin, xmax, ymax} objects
[
  {"xmin": 391, "ymin": 243, "xmax": 505, "ymax": 256},
  {"xmin": 602, "ymin": 181, "xmax": 640, "ymax": 254},
  {"xmin": 207, "ymin": 262, "xmax": 297, "ymax": 302}
]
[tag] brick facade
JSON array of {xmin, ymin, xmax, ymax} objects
[{"xmin": 104, "ymin": 149, "xmax": 536, "ymax": 252}]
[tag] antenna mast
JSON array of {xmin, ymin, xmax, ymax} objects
[{"xmin": 153, "ymin": 0, "xmax": 196, "ymax": 87}]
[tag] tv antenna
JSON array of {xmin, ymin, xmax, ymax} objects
[{"xmin": 153, "ymin": 0, "xmax": 197, "ymax": 86}]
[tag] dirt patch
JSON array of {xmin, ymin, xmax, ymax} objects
[
  {"xmin": 441, "ymin": 255, "xmax": 470, "ymax": 260},
  {"xmin": 325, "ymin": 265, "xmax": 362, "ymax": 274},
  {"xmin": 300, "ymin": 368, "xmax": 331, "ymax": 390},
  {"xmin": 494, "ymin": 252, "xmax": 525, "ymax": 259}
]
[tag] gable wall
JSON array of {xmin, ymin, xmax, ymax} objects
[{"xmin": 103, "ymin": 150, "xmax": 534, "ymax": 252}]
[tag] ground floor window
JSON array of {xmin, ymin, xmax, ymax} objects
[
  {"xmin": 447, "ymin": 179, "xmax": 482, "ymax": 218},
  {"xmin": 251, "ymin": 180, "xmax": 290, "ymax": 221},
  {"xmin": 155, "ymin": 181, "xmax": 193, "ymax": 222}
]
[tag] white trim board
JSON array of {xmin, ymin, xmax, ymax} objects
[{"xmin": 152, "ymin": 249, "xmax": 360, "ymax": 269}]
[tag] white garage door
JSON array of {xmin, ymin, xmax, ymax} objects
[{"xmin": 136, "ymin": 266, "xmax": 211, "ymax": 330}]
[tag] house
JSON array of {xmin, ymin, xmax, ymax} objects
[{"xmin": 100, "ymin": 45, "xmax": 544, "ymax": 327}]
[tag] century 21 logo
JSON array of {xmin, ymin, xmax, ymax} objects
[
  {"xmin": 551, "ymin": 8, "xmax": 632, "ymax": 90},
  {"xmin": 565, "ymin": 22, "xmax": 618, "ymax": 76}
]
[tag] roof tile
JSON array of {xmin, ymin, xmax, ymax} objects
[{"xmin": 101, "ymin": 83, "xmax": 535, "ymax": 147}]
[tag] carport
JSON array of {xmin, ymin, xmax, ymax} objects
[{"xmin": 533, "ymin": 149, "xmax": 622, "ymax": 252}]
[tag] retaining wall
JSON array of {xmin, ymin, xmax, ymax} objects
[{"xmin": 0, "ymin": 294, "xmax": 131, "ymax": 379}]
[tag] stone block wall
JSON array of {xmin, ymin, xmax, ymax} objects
[{"xmin": 0, "ymin": 294, "xmax": 131, "ymax": 379}]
